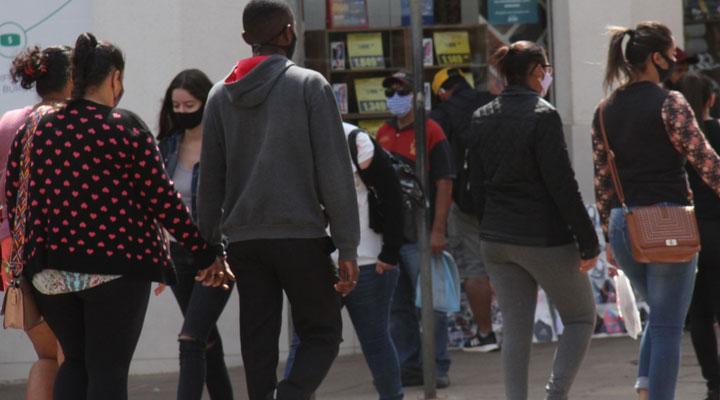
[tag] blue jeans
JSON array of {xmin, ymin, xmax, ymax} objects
[
  {"xmin": 285, "ymin": 265, "xmax": 403, "ymax": 400},
  {"xmin": 390, "ymin": 243, "xmax": 451, "ymax": 376},
  {"xmin": 609, "ymin": 208, "xmax": 697, "ymax": 400}
]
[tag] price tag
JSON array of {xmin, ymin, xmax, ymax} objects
[
  {"xmin": 354, "ymin": 78, "xmax": 387, "ymax": 114},
  {"xmin": 347, "ymin": 33, "xmax": 385, "ymax": 69},
  {"xmin": 433, "ymin": 31, "xmax": 471, "ymax": 66}
]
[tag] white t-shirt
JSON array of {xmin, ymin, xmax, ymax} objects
[{"xmin": 332, "ymin": 123, "xmax": 382, "ymax": 267}]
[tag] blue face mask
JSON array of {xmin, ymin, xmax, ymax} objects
[{"xmin": 386, "ymin": 93, "xmax": 413, "ymax": 117}]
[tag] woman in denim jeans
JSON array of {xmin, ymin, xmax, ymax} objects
[
  {"xmin": 285, "ymin": 123, "xmax": 405, "ymax": 400},
  {"xmin": 594, "ymin": 22, "xmax": 720, "ymax": 400},
  {"xmin": 157, "ymin": 69, "xmax": 234, "ymax": 400}
]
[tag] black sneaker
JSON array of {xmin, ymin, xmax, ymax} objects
[
  {"xmin": 462, "ymin": 331, "xmax": 500, "ymax": 353},
  {"xmin": 436, "ymin": 375, "xmax": 451, "ymax": 389},
  {"xmin": 401, "ymin": 369, "xmax": 423, "ymax": 387}
]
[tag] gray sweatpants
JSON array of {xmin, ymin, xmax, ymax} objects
[{"xmin": 481, "ymin": 241, "xmax": 596, "ymax": 400}]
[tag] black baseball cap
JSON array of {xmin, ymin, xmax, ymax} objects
[{"xmin": 382, "ymin": 71, "xmax": 414, "ymax": 88}]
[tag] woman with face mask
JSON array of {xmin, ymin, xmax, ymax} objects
[
  {"xmin": 4, "ymin": 33, "xmax": 233, "ymax": 400},
  {"xmin": 157, "ymin": 69, "xmax": 234, "ymax": 400},
  {"xmin": 595, "ymin": 22, "xmax": 720, "ymax": 400},
  {"xmin": 468, "ymin": 41, "xmax": 599, "ymax": 400}
]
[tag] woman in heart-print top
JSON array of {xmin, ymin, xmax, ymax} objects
[{"xmin": 4, "ymin": 33, "xmax": 233, "ymax": 400}]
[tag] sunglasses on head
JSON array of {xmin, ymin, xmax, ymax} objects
[{"xmin": 385, "ymin": 88, "xmax": 412, "ymax": 98}]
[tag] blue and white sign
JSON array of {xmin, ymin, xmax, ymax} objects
[
  {"xmin": 0, "ymin": 0, "xmax": 91, "ymax": 114},
  {"xmin": 488, "ymin": 0, "xmax": 539, "ymax": 25}
]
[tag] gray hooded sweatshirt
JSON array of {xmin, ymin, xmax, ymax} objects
[{"xmin": 197, "ymin": 55, "xmax": 360, "ymax": 260}]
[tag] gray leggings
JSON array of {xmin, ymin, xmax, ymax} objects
[{"xmin": 481, "ymin": 241, "xmax": 596, "ymax": 400}]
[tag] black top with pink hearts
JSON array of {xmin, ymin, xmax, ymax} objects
[{"xmin": 5, "ymin": 99, "xmax": 220, "ymax": 282}]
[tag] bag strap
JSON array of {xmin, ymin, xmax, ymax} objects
[
  {"xmin": 9, "ymin": 107, "xmax": 46, "ymax": 280},
  {"xmin": 597, "ymin": 101, "xmax": 629, "ymax": 210},
  {"xmin": 347, "ymin": 128, "xmax": 363, "ymax": 171}
]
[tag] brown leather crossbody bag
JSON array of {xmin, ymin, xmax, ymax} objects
[{"xmin": 598, "ymin": 103, "xmax": 700, "ymax": 264}]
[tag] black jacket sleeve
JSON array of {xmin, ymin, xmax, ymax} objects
[
  {"xmin": 357, "ymin": 142, "xmax": 404, "ymax": 265},
  {"xmin": 534, "ymin": 111, "xmax": 600, "ymax": 259},
  {"xmin": 468, "ymin": 117, "xmax": 486, "ymax": 225}
]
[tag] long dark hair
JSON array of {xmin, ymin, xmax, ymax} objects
[
  {"xmin": 157, "ymin": 69, "xmax": 213, "ymax": 141},
  {"xmin": 678, "ymin": 72, "xmax": 715, "ymax": 133},
  {"xmin": 490, "ymin": 41, "xmax": 547, "ymax": 86},
  {"xmin": 604, "ymin": 22, "xmax": 673, "ymax": 91},
  {"xmin": 10, "ymin": 45, "xmax": 72, "ymax": 97},
  {"xmin": 71, "ymin": 32, "xmax": 125, "ymax": 99}
]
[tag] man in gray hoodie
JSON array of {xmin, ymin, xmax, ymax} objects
[{"xmin": 197, "ymin": 1, "xmax": 360, "ymax": 399}]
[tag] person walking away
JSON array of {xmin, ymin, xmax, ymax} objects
[
  {"xmin": 678, "ymin": 72, "xmax": 720, "ymax": 400},
  {"xmin": 430, "ymin": 67, "xmax": 499, "ymax": 352},
  {"xmin": 595, "ymin": 22, "xmax": 720, "ymax": 400},
  {"xmin": 663, "ymin": 47, "xmax": 698, "ymax": 91},
  {"xmin": 157, "ymin": 69, "xmax": 234, "ymax": 400},
  {"xmin": 5, "ymin": 32, "xmax": 232, "ymax": 400},
  {"xmin": 0, "ymin": 44, "xmax": 71, "ymax": 400},
  {"xmin": 196, "ymin": 1, "xmax": 360, "ymax": 399},
  {"xmin": 285, "ymin": 122, "xmax": 406, "ymax": 400},
  {"xmin": 470, "ymin": 41, "xmax": 599, "ymax": 400},
  {"xmin": 376, "ymin": 71, "xmax": 455, "ymax": 388}
]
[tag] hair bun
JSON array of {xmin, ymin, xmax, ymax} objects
[{"xmin": 10, "ymin": 45, "xmax": 48, "ymax": 89}]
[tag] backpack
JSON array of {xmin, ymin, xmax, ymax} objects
[{"xmin": 348, "ymin": 129, "xmax": 426, "ymax": 243}]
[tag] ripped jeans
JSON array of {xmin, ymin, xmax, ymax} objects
[{"xmin": 171, "ymin": 243, "xmax": 234, "ymax": 400}]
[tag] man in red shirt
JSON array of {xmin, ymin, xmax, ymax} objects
[{"xmin": 376, "ymin": 71, "xmax": 455, "ymax": 388}]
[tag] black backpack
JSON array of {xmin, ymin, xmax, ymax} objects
[{"xmin": 348, "ymin": 129, "xmax": 426, "ymax": 243}]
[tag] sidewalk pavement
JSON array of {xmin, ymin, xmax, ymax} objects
[{"xmin": 0, "ymin": 334, "xmax": 707, "ymax": 399}]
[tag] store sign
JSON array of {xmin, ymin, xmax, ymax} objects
[
  {"xmin": 1, "ymin": 0, "xmax": 91, "ymax": 114},
  {"xmin": 488, "ymin": 0, "xmax": 539, "ymax": 25}
]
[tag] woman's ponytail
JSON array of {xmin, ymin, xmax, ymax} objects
[
  {"xmin": 71, "ymin": 32, "xmax": 124, "ymax": 99},
  {"xmin": 603, "ymin": 22, "xmax": 673, "ymax": 91}
]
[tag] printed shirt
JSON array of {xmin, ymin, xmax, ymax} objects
[
  {"xmin": 593, "ymin": 91, "xmax": 720, "ymax": 236},
  {"xmin": 375, "ymin": 118, "xmax": 455, "ymax": 183}
]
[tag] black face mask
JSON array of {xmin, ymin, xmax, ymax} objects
[
  {"xmin": 653, "ymin": 53, "xmax": 676, "ymax": 83},
  {"xmin": 173, "ymin": 108, "xmax": 204, "ymax": 131}
]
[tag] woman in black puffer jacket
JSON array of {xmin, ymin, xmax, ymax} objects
[{"xmin": 468, "ymin": 41, "xmax": 599, "ymax": 400}]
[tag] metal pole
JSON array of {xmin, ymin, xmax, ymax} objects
[{"xmin": 409, "ymin": 0, "xmax": 436, "ymax": 398}]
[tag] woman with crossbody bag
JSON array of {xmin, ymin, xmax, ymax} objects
[
  {"xmin": 594, "ymin": 22, "xmax": 720, "ymax": 400},
  {"xmin": 0, "ymin": 44, "xmax": 72, "ymax": 400}
]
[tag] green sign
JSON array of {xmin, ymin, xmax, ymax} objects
[
  {"xmin": 488, "ymin": 0, "xmax": 539, "ymax": 25},
  {"xmin": 0, "ymin": 33, "xmax": 21, "ymax": 47}
]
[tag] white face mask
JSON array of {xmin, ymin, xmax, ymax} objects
[
  {"xmin": 540, "ymin": 70, "xmax": 553, "ymax": 97},
  {"xmin": 386, "ymin": 93, "xmax": 413, "ymax": 117}
]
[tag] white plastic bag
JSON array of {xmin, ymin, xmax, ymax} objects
[{"xmin": 613, "ymin": 270, "xmax": 642, "ymax": 339}]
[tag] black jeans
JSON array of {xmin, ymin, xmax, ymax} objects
[
  {"xmin": 33, "ymin": 276, "xmax": 151, "ymax": 400},
  {"xmin": 689, "ymin": 218, "xmax": 720, "ymax": 392},
  {"xmin": 170, "ymin": 243, "xmax": 234, "ymax": 400},
  {"xmin": 227, "ymin": 238, "xmax": 342, "ymax": 400}
]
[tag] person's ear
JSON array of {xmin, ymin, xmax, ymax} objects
[
  {"xmin": 652, "ymin": 52, "xmax": 668, "ymax": 68},
  {"xmin": 242, "ymin": 31, "xmax": 252, "ymax": 45},
  {"xmin": 710, "ymin": 93, "xmax": 717, "ymax": 110},
  {"xmin": 279, "ymin": 24, "xmax": 293, "ymax": 46}
]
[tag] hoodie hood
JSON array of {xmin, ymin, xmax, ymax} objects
[{"xmin": 223, "ymin": 55, "xmax": 294, "ymax": 108}]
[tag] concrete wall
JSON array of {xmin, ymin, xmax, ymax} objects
[
  {"xmin": 0, "ymin": 0, "xmax": 362, "ymax": 383},
  {"xmin": 551, "ymin": 0, "xmax": 684, "ymax": 200}
]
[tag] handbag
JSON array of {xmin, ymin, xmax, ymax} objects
[
  {"xmin": 1, "ymin": 107, "xmax": 48, "ymax": 330},
  {"xmin": 415, "ymin": 251, "xmax": 461, "ymax": 313},
  {"xmin": 598, "ymin": 103, "xmax": 700, "ymax": 264}
]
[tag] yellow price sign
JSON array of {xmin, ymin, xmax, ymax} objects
[
  {"xmin": 433, "ymin": 31, "xmax": 472, "ymax": 66},
  {"xmin": 354, "ymin": 78, "xmax": 387, "ymax": 114},
  {"xmin": 347, "ymin": 32, "xmax": 385, "ymax": 69}
]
